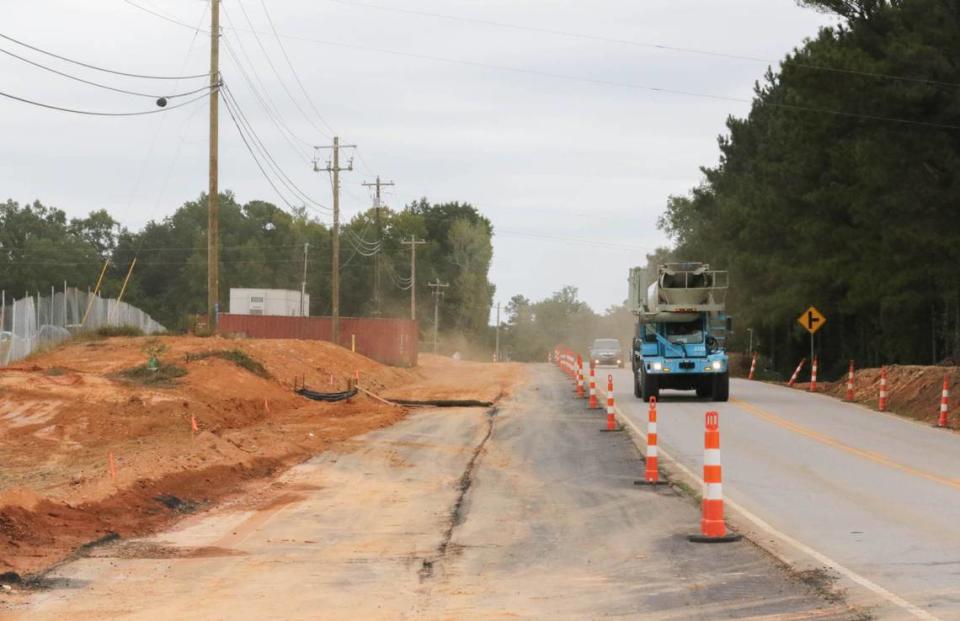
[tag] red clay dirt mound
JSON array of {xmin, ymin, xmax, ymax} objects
[
  {"xmin": 790, "ymin": 365, "xmax": 959, "ymax": 428},
  {"xmin": 0, "ymin": 336, "xmax": 519, "ymax": 577}
]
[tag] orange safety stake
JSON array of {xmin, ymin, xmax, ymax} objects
[
  {"xmin": 845, "ymin": 360, "xmax": 855, "ymax": 402},
  {"xmin": 587, "ymin": 364, "xmax": 599, "ymax": 410},
  {"xmin": 936, "ymin": 375, "xmax": 950, "ymax": 429},
  {"xmin": 788, "ymin": 358, "xmax": 806, "ymax": 387},
  {"xmin": 635, "ymin": 397, "xmax": 668, "ymax": 486},
  {"xmin": 600, "ymin": 375, "xmax": 622, "ymax": 432},
  {"xmin": 809, "ymin": 357, "xmax": 818, "ymax": 393},
  {"xmin": 264, "ymin": 399, "xmax": 270, "ymax": 414},
  {"xmin": 576, "ymin": 356, "xmax": 585, "ymax": 398},
  {"xmin": 108, "ymin": 451, "xmax": 118, "ymax": 483},
  {"xmin": 689, "ymin": 411, "xmax": 741, "ymax": 543},
  {"xmin": 878, "ymin": 367, "xmax": 888, "ymax": 412},
  {"xmin": 747, "ymin": 352, "xmax": 758, "ymax": 381},
  {"xmin": 191, "ymin": 414, "xmax": 199, "ymax": 434}
]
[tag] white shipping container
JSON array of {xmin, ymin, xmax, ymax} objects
[{"xmin": 229, "ymin": 288, "xmax": 310, "ymax": 317}]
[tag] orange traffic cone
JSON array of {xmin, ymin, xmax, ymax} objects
[
  {"xmin": 936, "ymin": 375, "xmax": 950, "ymax": 429},
  {"xmin": 845, "ymin": 360, "xmax": 855, "ymax": 402},
  {"xmin": 588, "ymin": 365, "xmax": 599, "ymax": 410},
  {"xmin": 788, "ymin": 358, "xmax": 806, "ymax": 387},
  {"xmin": 635, "ymin": 397, "xmax": 668, "ymax": 487},
  {"xmin": 747, "ymin": 352, "xmax": 758, "ymax": 381},
  {"xmin": 809, "ymin": 357, "xmax": 818, "ymax": 392},
  {"xmin": 878, "ymin": 367, "xmax": 888, "ymax": 412},
  {"xmin": 600, "ymin": 375, "xmax": 622, "ymax": 432},
  {"xmin": 689, "ymin": 411, "xmax": 741, "ymax": 543}
]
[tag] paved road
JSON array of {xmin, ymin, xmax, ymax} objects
[
  {"xmin": 4, "ymin": 366, "xmax": 853, "ymax": 620},
  {"xmin": 603, "ymin": 367, "xmax": 960, "ymax": 621}
]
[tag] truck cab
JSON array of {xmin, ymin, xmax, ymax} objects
[{"xmin": 628, "ymin": 262, "xmax": 730, "ymax": 401}]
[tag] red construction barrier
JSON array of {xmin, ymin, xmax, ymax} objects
[
  {"xmin": 689, "ymin": 411, "xmax": 741, "ymax": 543},
  {"xmin": 809, "ymin": 357, "xmax": 818, "ymax": 393},
  {"xmin": 218, "ymin": 314, "xmax": 417, "ymax": 367},
  {"xmin": 576, "ymin": 356, "xmax": 585, "ymax": 398},
  {"xmin": 748, "ymin": 352, "xmax": 758, "ymax": 381}
]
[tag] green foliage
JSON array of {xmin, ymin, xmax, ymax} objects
[
  {"xmin": 660, "ymin": 0, "xmax": 960, "ymax": 377},
  {"xmin": 96, "ymin": 326, "xmax": 145, "ymax": 337},
  {"xmin": 116, "ymin": 363, "xmax": 187, "ymax": 386},
  {"xmin": 498, "ymin": 286, "xmax": 635, "ymax": 362},
  {"xmin": 2, "ymin": 193, "xmax": 495, "ymax": 341},
  {"xmin": 184, "ymin": 349, "xmax": 271, "ymax": 378}
]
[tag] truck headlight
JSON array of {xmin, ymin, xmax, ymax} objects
[
  {"xmin": 652, "ymin": 362, "xmax": 663, "ymax": 371},
  {"xmin": 711, "ymin": 360, "xmax": 723, "ymax": 371}
]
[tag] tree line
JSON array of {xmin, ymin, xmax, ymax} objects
[
  {"xmin": 0, "ymin": 194, "xmax": 495, "ymax": 337},
  {"xmin": 658, "ymin": 0, "xmax": 960, "ymax": 378}
]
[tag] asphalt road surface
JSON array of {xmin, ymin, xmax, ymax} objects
[
  {"xmin": 4, "ymin": 365, "xmax": 854, "ymax": 620},
  {"xmin": 602, "ymin": 366, "xmax": 960, "ymax": 621}
]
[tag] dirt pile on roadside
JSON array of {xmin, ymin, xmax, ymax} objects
[
  {"xmin": 793, "ymin": 365, "xmax": 959, "ymax": 427},
  {"xmin": 0, "ymin": 336, "xmax": 521, "ymax": 576}
]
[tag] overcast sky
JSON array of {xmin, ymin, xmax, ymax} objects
[{"xmin": 2, "ymin": 0, "xmax": 836, "ymax": 315}]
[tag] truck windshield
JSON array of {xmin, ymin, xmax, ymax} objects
[{"xmin": 665, "ymin": 321, "xmax": 703, "ymax": 344}]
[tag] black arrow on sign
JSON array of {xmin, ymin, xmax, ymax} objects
[{"xmin": 807, "ymin": 310, "xmax": 821, "ymax": 330}]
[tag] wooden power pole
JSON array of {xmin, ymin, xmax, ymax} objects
[
  {"xmin": 428, "ymin": 280, "xmax": 449, "ymax": 354},
  {"xmin": 315, "ymin": 137, "xmax": 355, "ymax": 345},
  {"xmin": 401, "ymin": 236, "xmax": 426, "ymax": 320},
  {"xmin": 207, "ymin": 0, "xmax": 221, "ymax": 328},
  {"xmin": 361, "ymin": 176, "xmax": 394, "ymax": 315}
]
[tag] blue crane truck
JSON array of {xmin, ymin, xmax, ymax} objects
[{"xmin": 628, "ymin": 262, "xmax": 731, "ymax": 401}]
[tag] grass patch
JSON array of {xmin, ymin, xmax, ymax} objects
[
  {"xmin": 116, "ymin": 363, "xmax": 187, "ymax": 386},
  {"xmin": 96, "ymin": 326, "xmax": 145, "ymax": 338},
  {"xmin": 184, "ymin": 349, "xmax": 271, "ymax": 379}
]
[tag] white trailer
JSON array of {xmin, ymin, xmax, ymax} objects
[{"xmin": 229, "ymin": 288, "xmax": 310, "ymax": 317}]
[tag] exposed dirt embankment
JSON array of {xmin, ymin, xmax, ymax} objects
[
  {"xmin": 791, "ymin": 364, "xmax": 959, "ymax": 427},
  {"xmin": 0, "ymin": 336, "xmax": 523, "ymax": 576}
]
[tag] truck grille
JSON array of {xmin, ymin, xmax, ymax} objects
[{"xmin": 679, "ymin": 361, "xmax": 695, "ymax": 370}]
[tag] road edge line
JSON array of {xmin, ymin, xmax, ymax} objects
[{"xmin": 598, "ymin": 383, "xmax": 940, "ymax": 621}]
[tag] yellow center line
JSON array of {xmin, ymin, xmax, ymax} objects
[{"xmin": 730, "ymin": 397, "xmax": 960, "ymax": 492}]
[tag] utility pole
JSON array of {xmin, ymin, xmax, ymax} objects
[
  {"xmin": 207, "ymin": 0, "xmax": 221, "ymax": 329},
  {"xmin": 401, "ymin": 237, "xmax": 426, "ymax": 320},
  {"xmin": 428, "ymin": 280, "xmax": 449, "ymax": 354},
  {"xmin": 495, "ymin": 302, "xmax": 501, "ymax": 362},
  {"xmin": 361, "ymin": 176, "xmax": 394, "ymax": 315},
  {"xmin": 314, "ymin": 137, "xmax": 355, "ymax": 345},
  {"xmin": 299, "ymin": 242, "xmax": 310, "ymax": 317}
]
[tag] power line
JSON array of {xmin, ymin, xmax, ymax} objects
[
  {"xmin": 0, "ymin": 88, "xmax": 211, "ymax": 117},
  {"xmin": 0, "ymin": 46, "xmax": 211, "ymax": 99},
  {"xmin": 229, "ymin": 0, "xmax": 331, "ymax": 139},
  {"xmin": 0, "ymin": 31, "xmax": 208, "ymax": 80},
  {"xmin": 122, "ymin": 0, "xmax": 210, "ymax": 34},
  {"xmin": 257, "ymin": 0, "xmax": 337, "ymax": 136},
  {"xmin": 221, "ymin": 83, "xmax": 331, "ymax": 211},
  {"xmin": 320, "ymin": 0, "xmax": 960, "ymax": 90},
  {"xmin": 221, "ymin": 35, "xmax": 315, "ymax": 160},
  {"xmin": 123, "ymin": 3, "xmax": 960, "ymax": 132}
]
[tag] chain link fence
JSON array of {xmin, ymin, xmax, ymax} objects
[{"xmin": 0, "ymin": 287, "xmax": 165, "ymax": 366}]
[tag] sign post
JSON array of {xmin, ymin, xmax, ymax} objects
[{"xmin": 797, "ymin": 306, "xmax": 826, "ymax": 365}]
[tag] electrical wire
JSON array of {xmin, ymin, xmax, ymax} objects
[
  {"xmin": 257, "ymin": 0, "xmax": 337, "ymax": 136},
  {"xmin": 123, "ymin": 1, "xmax": 960, "ymax": 132},
  {"xmin": 230, "ymin": 0, "xmax": 331, "ymax": 139},
  {"xmin": 221, "ymin": 35, "xmax": 315, "ymax": 160},
  {"xmin": 0, "ymin": 32, "xmax": 208, "ymax": 80},
  {"xmin": 0, "ymin": 47, "xmax": 210, "ymax": 100},
  {"xmin": 0, "ymin": 88, "xmax": 211, "ymax": 117},
  {"xmin": 221, "ymin": 91, "xmax": 299, "ymax": 210},
  {"xmin": 321, "ymin": 0, "xmax": 960, "ymax": 91},
  {"xmin": 122, "ymin": 0, "xmax": 210, "ymax": 34},
  {"xmin": 221, "ymin": 83, "xmax": 331, "ymax": 211}
]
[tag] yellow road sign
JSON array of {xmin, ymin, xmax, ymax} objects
[{"xmin": 798, "ymin": 306, "xmax": 826, "ymax": 334}]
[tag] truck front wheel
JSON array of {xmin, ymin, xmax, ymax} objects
[
  {"xmin": 712, "ymin": 372, "xmax": 730, "ymax": 402},
  {"xmin": 640, "ymin": 369, "xmax": 660, "ymax": 401}
]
